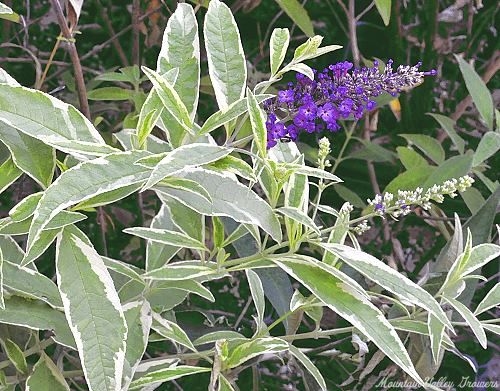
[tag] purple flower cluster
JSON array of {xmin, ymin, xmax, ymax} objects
[{"xmin": 264, "ymin": 60, "xmax": 436, "ymax": 148}]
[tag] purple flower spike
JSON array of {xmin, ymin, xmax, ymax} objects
[{"xmin": 264, "ymin": 60, "xmax": 435, "ymax": 148}]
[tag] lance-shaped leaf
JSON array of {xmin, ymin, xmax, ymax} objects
[
  {"xmin": 9, "ymin": 192, "xmax": 43, "ymax": 221},
  {"xmin": 25, "ymin": 151, "xmax": 151, "ymax": 263},
  {"xmin": 0, "ymin": 156, "xmax": 22, "ymax": 193},
  {"xmin": 141, "ymin": 67, "xmax": 192, "ymax": 134},
  {"xmin": 224, "ymin": 337, "xmax": 288, "ymax": 369},
  {"xmin": 199, "ymin": 95, "xmax": 272, "ymax": 136},
  {"xmin": 277, "ymin": 207, "xmax": 320, "ymax": 235},
  {"xmin": 246, "ymin": 89, "xmax": 267, "ymax": 157},
  {"xmin": 1, "ymin": 339, "xmax": 28, "ymax": 374},
  {"xmin": 0, "ymin": 211, "xmax": 86, "ymax": 236},
  {"xmin": 157, "ymin": 3, "xmax": 200, "ymax": 118},
  {"xmin": 289, "ymin": 345, "xmax": 327, "ymax": 391},
  {"xmin": 474, "ymin": 282, "xmax": 500, "ymax": 315},
  {"xmin": 124, "ymin": 227, "xmax": 206, "ymax": 251},
  {"xmin": 0, "ymin": 84, "xmax": 117, "ymax": 158},
  {"xmin": 444, "ymin": 296, "xmax": 487, "ymax": 348},
  {"xmin": 246, "ymin": 270, "xmax": 266, "ymax": 334},
  {"xmin": 26, "ymin": 352, "xmax": 70, "ymax": 391},
  {"xmin": 0, "ymin": 247, "xmax": 3, "ymax": 309},
  {"xmin": 129, "ymin": 365, "xmax": 211, "ymax": 389},
  {"xmin": 272, "ymin": 255, "xmax": 424, "ymax": 386},
  {"xmin": 204, "ymin": 0, "xmax": 247, "ymax": 111},
  {"xmin": 0, "ymin": 122, "xmax": 54, "ymax": 188},
  {"xmin": 144, "ymin": 262, "xmax": 225, "ymax": 282},
  {"xmin": 270, "ymin": 28, "xmax": 290, "ymax": 76},
  {"xmin": 322, "ymin": 244, "xmax": 452, "ymax": 330},
  {"xmin": 139, "ymin": 143, "xmax": 233, "ymax": 190},
  {"xmin": 193, "ymin": 331, "xmax": 245, "ymax": 346},
  {"xmin": 56, "ymin": 229, "xmax": 127, "ymax": 391},
  {"xmin": 157, "ymin": 168, "xmax": 282, "ymax": 242},
  {"xmin": 151, "ymin": 312, "xmax": 196, "ymax": 351},
  {"xmin": 122, "ymin": 301, "xmax": 152, "ymax": 390},
  {"xmin": 0, "ymin": 296, "xmax": 75, "ymax": 349},
  {"xmin": 2, "ymin": 260, "xmax": 62, "ymax": 308}
]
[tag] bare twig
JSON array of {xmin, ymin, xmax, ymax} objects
[
  {"xmin": 347, "ymin": 0, "xmax": 360, "ymax": 66},
  {"xmin": 49, "ymin": 0, "xmax": 90, "ymax": 118},
  {"xmin": 97, "ymin": 0, "xmax": 129, "ymax": 67},
  {"xmin": 132, "ymin": 0, "xmax": 141, "ymax": 66}
]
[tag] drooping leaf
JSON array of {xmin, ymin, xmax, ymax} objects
[
  {"xmin": 400, "ymin": 134, "xmax": 445, "ymax": 165},
  {"xmin": 140, "ymin": 143, "xmax": 232, "ymax": 190},
  {"xmin": 455, "ymin": 55, "xmax": 494, "ymax": 130},
  {"xmin": 273, "ymin": 255, "xmax": 424, "ymax": 385},
  {"xmin": 204, "ymin": 0, "xmax": 247, "ymax": 111},
  {"xmin": 474, "ymin": 282, "xmax": 500, "ymax": 315},
  {"xmin": 151, "ymin": 312, "xmax": 196, "ymax": 351},
  {"xmin": 157, "ymin": 168, "xmax": 282, "ymax": 242},
  {"xmin": 0, "ymin": 2, "xmax": 19, "ymax": 23},
  {"xmin": 56, "ymin": 228, "xmax": 127, "ymax": 391},
  {"xmin": 246, "ymin": 270, "xmax": 266, "ymax": 334},
  {"xmin": 421, "ymin": 154, "xmax": 473, "ymax": 190},
  {"xmin": 0, "ymin": 296, "xmax": 75, "ymax": 349},
  {"xmin": 143, "ymin": 261, "xmax": 225, "ymax": 282},
  {"xmin": 25, "ymin": 353, "xmax": 70, "ymax": 391},
  {"xmin": 25, "ymin": 151, "xmax": 151, "ymax": 264},
  {"xmin": 0, "ymin": 84, "xmax": 117, "ymax": 158},
  {"xmin": 87, "ymin": 87, "xmax": 133, "ymax": 101},
  {"xmin": 246, "ymin": 89, "xmax": 267, "ymax": 157},
  {"xmin": 1, "ymin": 339, "xmax": 28, "ymax": 374},
  {"xmin": 277, "ymin": 207, "xmax": 320, "ymax": 235},
  {"xmin": 322, "ymin": 244, "xmax": 452, "ymax": 330},
  {"xmin": 0, "ymin": 122, "xmax": 55, "ymax": 188},
  {"xmin": 444, "ymin": 296, "xmax": 486, "ymax": 348},
  {"xmin": 224, "ymin": 337, "xmax": 288, "ymax": 369},
  {"xmin": 0, "ymin": 156, "xmax": 22, "ymax": 194},
  {"xmin": 374, "ymin": 0, "xmax": 392, "ymax": 25},
  {"xmin": 289, "ymin": 344, "xmax": 327, "ymax": 391},
  {"xmin": 274, "ymin": 0, "xmax": 314, "ymax": 37}
]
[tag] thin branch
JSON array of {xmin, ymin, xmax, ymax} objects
[
  {"xmin": 348, "ymin": 0, "xmax": 360, "ymax": 66},
  {"xmin": 132, "ymin": 0, "xmax": 141, "ymax": 66},
  {"xmin": 49, "ymin": 0, "xmax": 90, "ymax": 119}
]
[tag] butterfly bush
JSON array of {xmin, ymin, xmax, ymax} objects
[{"xmin": 264, "ymin": 60, "xmax": 437, "ymax": 148}]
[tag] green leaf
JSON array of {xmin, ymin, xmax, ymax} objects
[
  {"xmin": 56, "ymin": 228, "xmax": 127, "ymax": 391},
  {"xmin": 141, "ymin": 67, "xmax": 192, "ymax": 133},
  {"xmin": 397, "ymin": 147, "xmax": 430, "ymax": 170},
  {"xmin": 0, "ymin": 296, "xmax": 75, "ymax": 349},
  {"xmin": 124, "ymin": 227, "xmax": 206, "ymax": 251},
  {"xmin": 270, "ymin": 28, "xmax": 290, "ymax": 75},
  {"xmin": 0, "ymin": 247, "xmax": 4, "ymax": 309},
  {"xmin": 427, "ymin": 113, "xmax": 465, "ymax": 155},
  {"xmin": 140, "ymin": 143, "xmax": 232, "ymax": 190},
  {"xmin": 207, "ymin": 155, "xmax": 256, "ymax": 181},
  {"xmin": 421, "ymin": 154, "xmax": 473, "ymax": 190},
  {"xmin": 0, "ymin": 211, "xmax": 86, "ymax": 235},
  {"xmin": 350, "ymin": 139, "xmax": 396, "ymax": 163},
  {"xmin": 289, "ymin": 345, "xmax": 327, "ymax": 391},
  {"xmin": 25, "ymin": 353, "xmax": 70, "ymax": 391},
  {"xmin": 87, "ymin": 87, "xmax": 133, "ymax": 101},
  {"xmin": 384, "ymin": 166, "xmax": 433, "ymax": 195},
  {"xmin": 199, "ymin": 95, "xmax": 272, "ymax": 136},
  {"xmin": 0, "ymin": 2, "xmax": 19, "ymax": 23},
  {"xmin": 224, "ymin": 337, "xmax": 288, "ymax": 369},
  {"xmin": 157, "ymin": 3, "xmax": 200, "ymax": 119},
  {"xmin": 374, "ymin": 0, "xmax": 392, "ymax": 25},
  {"xmin": 0, "ymin": 156, "xmax": 22, "ymax": 193},
  {"xmin": 151, "ymin": 312, "xmax": 196, "ymax": 351},
  {"xmin": 102, "ymin": 257, "xmax": 145, "ymax": 285},
  {"xmin": 322, "ymin": 244, "xmax": 452, "ymax": 330},
  {"xmin": 246, "ymin": 89, "xmax": 267, "ymax": 157},
  {"xmin": 25, "ymin": 151, "xmax": 151, "ymax": 264},
  {"xmin": 458, "ymin": 243, "xmax": 500, "ymax": 278},
  {"xmin": 473, "ymin": 131, "xmax": 500, "ymax": 166},
  {"xmin": 129, "ymin": 365, "xmax": 211, "ymax": 389},
  {"xmin": 0, "ymin": 122, "xmax": 55, "ymax": 188},
  {"xmin": 273, "ymin": 255, "xmax": 423, "ymax": 385},
  {"xmin": 1, "ymin": 339, "xmax": 28, "ymax": 374},
  {"xmin": 444, "ymin": 296, "xmax": 486, "ymax": 348},
  {"xmin": 0, "ymin": 84, "xmax": 117, "ymax": 158},
  {"xmin": 400, "ymin": 134, "xmax": 445, "ymax": 164},
  {"xmin": 204, "ymin": 0, "xmax": 247, "ymax": 110},
  {"xmin": 461, "ymin": 187, "xmax": 485, "ymax": 214},
  {"xmin": 333, "ymin": 184, "xmax": 366, "ymax": 209},
  {"xmin": 121, "ymin": 301, "xmax": 152, "ymax": 389},
  {"xmin": 155, "ymin": 279, "xmax": 215, "ymax": 302},
  {"xmin": 286, "ymin": 63, "xmax": 314, "ymax": 80},
  {"xmin": 283, "ymin": 163, "xmax": 342, "ymax": 182},
  {"xmin": 9, "ymin": 192, "xmax": 42, "ymax": 221},
  {"xmin": 161, "ymin": 177, "xmax": 212, "ymax": 204},
  {"xmin": 455, "ymin": 55, "xmax": 494, "ymax": 130},
  {"xmin": 474, "ymin": 282, "xmax": 500, "ymax": 315},
  {"xmin": 157, "ymin": 168, "xmax": 282, "ymax": 242},
  {"xmin": 274, "ymin": 0, "xmax": 314, "ymax": 37}
]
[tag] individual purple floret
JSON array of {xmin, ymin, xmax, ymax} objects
[{"xmin": 265, "ymin": 60, "xmax": 436, "ymax": 148}]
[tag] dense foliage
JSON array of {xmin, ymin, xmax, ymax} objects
[{"xmin": 0, "ymin": 1, "xmax": 499, "ymax": 390}]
